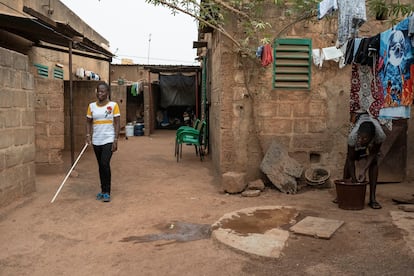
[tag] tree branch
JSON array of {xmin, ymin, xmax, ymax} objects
[
  {"xmin": 211, "ymin": 0, "xmax": 250, "ymax": 19},
  {"xmin": 146, "ymin": 0, "xmax": 241, "ymax": 47}
]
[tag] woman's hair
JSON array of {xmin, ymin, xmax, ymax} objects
[
  {"xmin": 97, "ymin": 82, "xmax": 110, "ymax": 91},
  {"xmin": 358, "ymin": 121, "xmax": 375, "ymax": 138}
]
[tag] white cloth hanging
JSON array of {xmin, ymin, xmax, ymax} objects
[
  {"xmin": 312, "ymin": 47, "xmax": 344, "ymax": 68},
  {"xmin": 318, "ymin": 0, "xmax": 338, "ymax": 20},
  {"xmin": 408, "ymin": 13, "xmax": 414, "ymax": 47},
  {"xmin": 312, "ymin": 49, "xmax": 322, "ymax": 67},
  {"xmin": 337, "ymin": 0, "xmax": 367, "ymax": 46}
]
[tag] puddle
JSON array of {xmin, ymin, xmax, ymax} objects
[
  {"xmin": 214, "ymin": 207, "xmax": 297, "ymax": 235},
  {"xmin": 120, "ymin": 221, "xmax": 211, "ymax": 244}
]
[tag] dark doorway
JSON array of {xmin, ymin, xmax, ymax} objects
[
  {"xmin": 154, "ymin": 73, "xmax": 198, "ymax": 130},
  {"xmin": 126, "ymin": 84, "xmax": 144, "ymax": 124}
]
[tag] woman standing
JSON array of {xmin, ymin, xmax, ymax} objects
[{"xmin": 86, "ymin": 82, "xmax": 120, "ymax": 202}]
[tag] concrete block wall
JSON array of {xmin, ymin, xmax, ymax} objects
[
  {"xmin": 0, "ymin": 47, "xmax": 36, "ymax": 206},
  {"xmin": 35, "ymin": 78, "xmax": 64, "ymax": 173}
]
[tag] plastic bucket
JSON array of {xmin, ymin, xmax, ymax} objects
[
  {"xmin": 335, "ymin": 180, "xmax": 367, "ymax": 210},
  {"xmin": 125, "ymin": 125, "xmax": 134, "ymax": 137},
  {"xmin": 134, "ymin": 123, "xmax": 144, "ymax": 136}
]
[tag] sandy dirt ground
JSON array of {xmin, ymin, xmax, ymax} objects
[{"xmin": 1, "ymin": 130, "xmax": 414, "ymax": 276}]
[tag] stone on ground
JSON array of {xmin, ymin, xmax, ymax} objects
[
  {"xmin": 247, "ymin": 179, "xmax": 265, "ymax": 191},
  {"xmin": 260, "ymin": 140, "xmax": 303, "ymax": 194},
  {"xmin": 222, "ymin": 172, "xmax": 246, "ymax": 194}
]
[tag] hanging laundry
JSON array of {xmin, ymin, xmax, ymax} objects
[
  {"xmin": 344, "ymin": 35, "xmax": 380, "ymax": 67},
  {"xmin": 312, "ymin": 49, "xmax": 322, "ymax": 67},
  {"xmin": 379, "ymin": 106, "xmax": 411, "ymax": 120},
  {"xmin": 355, "ymin": 35, "xmax": 380, "ymax": 66},
  {"xmin": 317, "ymin": 0, "xmax": 338, "ymax": 20},
  {"xmin": 350, "ymin": 63, "xmax": 384, "ymax": 118},
  {"xmin": 261, "ymin": 43, "xmax": 273, "ymax": 67},
  {"xmin": 75, "ymin": 68, "xmax": 85, "ymax": 78},
  {"xmin": 322, "ymin": 46, "xmax": 343, "ymax": 61},
  {"xmin": 409, "ymin": 13, "xmax": 414, "ymax": 47},
  {"xmin": 256, "ymin": 45, "xmax": 264, "ymax": 58},
  {"xmin": 131, "ymin": 82, "xmax": 138, "ymax": 96},
  {"xmin": 378, "ymin": 17, "xmax": 414, "ymax": 108},
  {"xmin": 312, "ymin": 47, "xmax": 343, "ymax": 68},
  {"xmin": 338, "ymin": 40, "xmax": 348, "ymax": 68},
  {"xmin": 337, "ymin": 0, "xmax": 367, "ymax": 46}
]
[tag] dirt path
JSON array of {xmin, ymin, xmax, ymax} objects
[{"xmin": 1, "ymin": 130, "xmax": 414, "ymax": 275}]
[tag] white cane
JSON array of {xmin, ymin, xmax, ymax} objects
[{"xmin": 51, "ymin": 143, "xmax": 89, "ymax": 203}]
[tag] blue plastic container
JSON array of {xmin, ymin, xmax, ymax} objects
[{"xmin": 134, "ymin": 123, "xmax": 144, "ymax": 136}]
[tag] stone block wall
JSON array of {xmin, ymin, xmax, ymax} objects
[
  {"xmin": 35, "ymin": 78, "xmax": 64, "ymax": 173},
  {"xmin": 0, "ymin": 47, "xmax": 36, "ymax": 206}
]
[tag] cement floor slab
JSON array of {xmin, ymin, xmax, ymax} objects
[
  {"xmin": 211, "ymin": 206, "xmax": 299, "ymax": 258},
  {"xmin": 289, "ymin": 216, "xmax": 344, "ymax": 239}
]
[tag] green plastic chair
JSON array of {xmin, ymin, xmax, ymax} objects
[
  {"xmin": 174, "ymin": 119, "xmax": 200, "ymax": 157},
  {"xmin": 176, "ymin": 120, "xmax": 206, "ymax": 162}
]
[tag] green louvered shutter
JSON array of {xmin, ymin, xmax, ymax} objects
[
  {"xmin": 53, "ymin": 67, "xmax": 64, "ymax": 79},
  {"xmin": 273, "ymin": 38, "xmax": 312, "ymax": 90},
  {"xmin": 34, "ymin": 63, "xmax": 49, "ymax": 78}
]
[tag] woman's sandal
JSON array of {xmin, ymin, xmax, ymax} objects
[{"xmin": 368, "ymin": 201, "xmax": 382, "ymax": 209}]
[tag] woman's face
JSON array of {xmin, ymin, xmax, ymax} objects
[
  {"xmin": 357, "ymin": 133, "xmax": 372, "ymax": 147},
  {"xmin": 96, "ymin": 85, "xmax": 108, "ymax": 101}
]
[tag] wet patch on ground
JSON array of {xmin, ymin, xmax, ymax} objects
[
  {"xmin": 120, "ymin": 221, "xmax": 211, "ymax": 244},
  {"xmin": 213, "ymin": 207, "xmax": 298, "ymax": 236},
  {"xmin": 211, "ymin": 206, "xmax": 299, "ymax": 258}
]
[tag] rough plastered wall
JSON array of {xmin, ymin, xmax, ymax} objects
[
  {"xmin": 208, "ymin": 31, "xmax": 224, "ymax": 177},
  {"xmin": 34, "ymin": 78, "xmax": 64, "ymax": 173},
  {"xmin": 0, "ymin": 47, "xmax": 36, "ymax": 206},
  {"xmin": 208, "ymin": 2, "xmax": 413, "ymax": 181}
]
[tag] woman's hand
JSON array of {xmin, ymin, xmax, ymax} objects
[
  {"xmin": 112, "ymin": 139, "xmax": 118, "ymax": 152},
  {"xmin": 357, "ymin": 173, "xmax": 366, "ymax": 183},
  {"xmin": 85, "ymin": 134, "xmax": 92, "ymax": 145}
]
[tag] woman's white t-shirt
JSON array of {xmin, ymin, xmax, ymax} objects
[{"xmin": 86, "ymin": 101, "xmax": 120, "ymax": 146}]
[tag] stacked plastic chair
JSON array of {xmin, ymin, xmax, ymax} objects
[{"xmin": 175, "ymin": 120, "xmax": 206, "ymax": 162}]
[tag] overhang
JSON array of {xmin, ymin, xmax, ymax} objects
[
  {"xmin": 0, "ymin": 11, "xmax": 113, "ymax": 60},
  {"xmin": 143, "ymin": 65, "xmax": 201, "ymax": 73}
]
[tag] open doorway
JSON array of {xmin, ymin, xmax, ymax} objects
[
  {"xmin": 126, "ymin": 83, "xmax": 144, "ymax": 124},
  {"xmin": 153, "ymin": 73, "xmax": 199, "ymax": 130}
]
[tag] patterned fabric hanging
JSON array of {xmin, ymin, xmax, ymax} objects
[
  {"xmin": 350, "ymin": 63, "xmax": 384, "ymax": 118},
  {"xmin": 378, "ymin": 17, "xmax": 414, "ymax": 108}
]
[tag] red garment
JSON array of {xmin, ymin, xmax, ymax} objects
[{"xmin": 261, "ymin": 44, "xmax": 273, "ymax": 67}]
